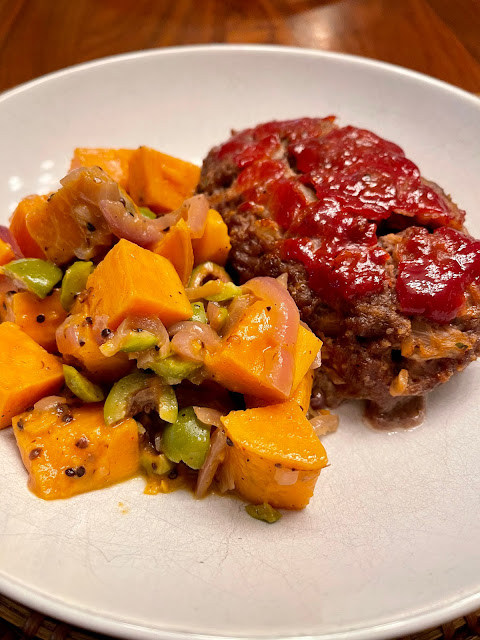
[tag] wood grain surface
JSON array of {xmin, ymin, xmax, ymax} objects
[{"xmin": 0, "ymin": 0, "xmax": 479, "ymax": 93}]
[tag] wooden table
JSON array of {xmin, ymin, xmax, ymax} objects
[{"xmin": 1, "ymin": 0, "xmax": 480, "ymax": 94}]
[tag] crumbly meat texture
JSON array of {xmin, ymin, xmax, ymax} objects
[{"xmin": 198, "ymin": 118, "xmax": 480, "ymax": 416}]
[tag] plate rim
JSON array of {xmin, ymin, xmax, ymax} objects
[{"xmin": 0, "ymin": 43, "xmax": 479, "ymax": 640}]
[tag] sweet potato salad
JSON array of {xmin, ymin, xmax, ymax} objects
[{"xmin": 0, "ymin": 146, "xmax": 332, "ymax": 517}]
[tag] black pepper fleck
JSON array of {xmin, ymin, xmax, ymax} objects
[
  {"xmin": 85, "ymin": 316, "xmax": 93, "ymax": 325},
  {"xmin": 29, "ymin": 448, "xmax": 42, "ymax": 460},
  {"xmin": 16, "ymin": 419, "xmax": 24, "ymax": 430},
  {"xmin": 101, "ymin": 328, "xmax": 113, "ymax": 339},
  {"xmin": 275, "ymin": 463, "xmax": 282, "ymax": 468},
  {"xmin": 47, "ymin": 193, "xmax": 55, "ymax": 202},
  {"xmin": 168, "ymin": 469, "xmax": 178, "ymax": 480},
  {"xmin": 119, "ymin": 197, "xmax": 126, "ymax": 206},
  {"xmin": 86, "ymin": 222, "xmax": 96, "ymax": 232},
  {"xmin": 62, "ymin": 414, "xmax": 73, "ymax": 423},
  {"xmin": 79, "ymin": 339, "xmax": 86, "ymax": 347},
  {"xmin": 266, "ymin": 306, "xmax": 272, "ymax": 311},
  {"xmin": 65, "ymin": 467, "xmax": 76, "ymax": 477},
  {"xmin": 36, "ymin": 314, "xmax": 45, "ymax": 323},
  {"xmin": 151, "ymin": 462, "xmax": 157, "ymax": 471},
  {"xmin": 154, "ymin": 345, "xmax": 160, "ymax": 351},
  {"xmin": 76, "ymin": 466, "xmax": 86, "ymax": 477},
  {"xmin": 134, "ymin": 328, "xmax": 143, "ymax": 332},
  {"xmin": 226, "ymin": 437, "xmax": 234, "ymax": 447}
]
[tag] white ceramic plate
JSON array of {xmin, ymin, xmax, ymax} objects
[{"xmin": 0, "ymin": 45, "xmax": 479, "ymax": 640}]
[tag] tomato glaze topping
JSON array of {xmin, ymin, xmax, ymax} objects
[{"xmin": 214, "ymin": 118, "xmax": 473, "ymax": 318}]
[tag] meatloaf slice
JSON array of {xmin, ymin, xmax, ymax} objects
[{"xmin": 198, "ymin": 117, "xmax": 480, "ymax": 426}]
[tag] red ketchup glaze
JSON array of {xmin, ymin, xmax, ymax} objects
[
  {"xmin": 217, "ymin": 118, "xmax": 473, "ymax": 311},
  {"xmin": 396, "ymin": 227, "xmax": 480, "ymax": 323}
]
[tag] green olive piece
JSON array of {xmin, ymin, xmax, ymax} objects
[
  {"xmin": 139, "ymin": 206, "xmax": 157, "ymax": 219},
  {"xmin": 162, "ymin": 407, "xmax": 210, "ymax": 470},
  {"xmin": 190, "ymin": 301, "xmax": 207, "ymax": 324},
  {"xmin": 63, "ymin": 365, "xmax": 104, "ymax": 403},
  {"xmin": 60, "ymin": 261, "xmax": 94, "ymax": 310},
  {"xmin": 245, "ymin": 503, "xmax": 282, "ymax": 524},
  {"xmin": 158, "ymin": 384, "xmax": 178, "ymax": 423},
  {"xmin": 187, "ymin": 280, "xmax": 242, "ymax": 302},
  {"xmin": 119, "ymin": 330, "xmax": 158, "ymax": 353},
  {"xmin": 140, "ymin": 446, "xmax": 175, "ymax": 476},
  {"xmin": 148, "ymin": 355, "xmax": 202, "ymax": 385},
  {"xmin": 3, "ymin": 258, "xmax": 62, "ymax": 299},
  {"xmin": 103, "ymin": 371, "xmax": 151, "ymax": 426},
  {"xmin": 189, "ymin": 261, "xmax": 232, "ymax": 288}
]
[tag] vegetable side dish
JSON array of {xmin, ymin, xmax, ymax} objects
[
  {"xmin": 0, "ymin": 145, "xmax": 331, "ymax": 517},
  {"xmin": 199, "ymin": 117, "xmax": 480, "ymax": 428}
]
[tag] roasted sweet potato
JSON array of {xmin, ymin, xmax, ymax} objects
[
  {"xmin": 3, "ymin": 289, "xmax": 67, "ymax": 351},
  {"xmin": 70, "ymin": 148, "xmax": 133, "ymax": 190},
  {"xmin": 9, "ymin": 195, "xmax": 47, "ymax": 259},
  {"xmin": 56, "ymin": 311, "xmax": 132, "ymax": 383},
  {"xmin": 292, "ymin": 325, "xmax": 322, "ymax": 391},
  {"xmin": 151, "ymin": 218, "xmax": 194, "ymax": 285},
  {"xmin": 86, "ymin": 239, "xmax": 192, "ymax": 329},
  {"xmin": 220, "ymin": 401, "xmax": 328, "ymax": 509},
  {"xmin": 0, "ymin": 239, "xmax": 15, "ymax": 266},
  {"xmin": 191, "ymin": 209, "xmax": 231, "ymax": 267},
  {"xmin": 0, "ymin": 322, "xmax": 64, "ymax": 428},
  {"xmin": 25, "ymin": 167, "xmax": 114, "ymax": 265},
  {"xmin": 245, "ymin": 370, "xmax": 314, "ymax": 415},
  {"xmin": 128, "ymin": 146, "xmax": 200, "ymax": 212},
  {"xmin": 13, "ymin": 404, "xmax": 139, "ymax": 499}
]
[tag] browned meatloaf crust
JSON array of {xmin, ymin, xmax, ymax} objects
[{"xmin": 198, "ymin": 117, "xmax": 480, "ymax": 424}]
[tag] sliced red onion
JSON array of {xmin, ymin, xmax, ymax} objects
[
  {"xmin": 169, "ymin": 320, "xmax": 221, "ymax": 362},
  {"xmin": 207, "ymin": 302, "xmax": 225, "ymax": 331},
  {"xmin": 274, "ymin": 467, "xmax": 299, "ymax": 486},
  {"xmin": 0, "ymin": 274, "xmax": 21, "ymax": 295},
  {"xmin": 276, "ymin": 272, "xmax": 288, "ymax": 288},
  {"xmin": 102, "ymin": 315, "xmax": 169, "ymax": 356},
  {"xmin": 195, "ymin": 427, "xmax": 227, "ymax": 499},
  {"xmin": 310, "ymin": 412, "xmax": 339, "ymax": 436},
  {"xmin": 56, "ymin": 316, "xmax": 81, "ymax": 354},
  {"xmin": 34, "ymin": 396, "xmax": 67, "ymax": 412},
  {"xmin": 100, "ymin": 200, "xmax": 165, "ymax": 246},
  {"xmin": 182, "ymin": 194, "xmax": 209, "ymax": 239},
  {"xmin": 92, "ymin": 315, "xmax": 110, "ymax": 345},
  {"xmin": 0, "ymin": 226, "xmax": 23, "ymax": 259},
  {"xmin": 193, "ymin": 407, "xmax": 223, "ymax": 428},
  {"xmin": 243, "ymin": 277, "xmax": 300, "ymax": 397},
  {"xmin": 222, "ymin": 294, "xmax": 253, "ymax": 335},
  {"xmin": 310, "ymin": 349, "xmax": 322, "ymax": 370},
  {"xmin": 217, "ymin": 455, "xmax": 235, "ymax": 494}
]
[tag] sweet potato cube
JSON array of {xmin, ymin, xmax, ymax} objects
[
  {"xmin": 13, "ymin": 404, "xmax": 139, "ymax": 500},
  {"xmin": 25, "ymin": 167, "xmax": 114, "ymax": 265},
  {"xmin": 292, "ymin": 325, "xmax": 322, "ymax": 391},
  {"xmin": 192, "ymin": 209, "xmax": 231, "ymax": 266},
  {"xmin": 70, "ymin": 148, "xmax": 133, "ymax": 190},
  {"xmin": 86, "ymin": 239, "xmax": 192, "ymax": 329},
  {"xmin": 151, "ymin": 218, "xmax": 194, "ymax": 285},
  {"xmin": 56, "ymin": 310, "xmax": 132, "ymax": 383},
  {"xmin": 205, "ymin": 306, "xmax": 314, "ymax": 403},
  {"xmin": 0, "ymin": 239, "xmax": 15, "ymax": 265},
  {"xmin": 245, "ymin": 370, "xmax": 314, "ymax": 415},
  {"xmin": 128, "ymin": 146, "xmax": 200, "ymax": 212},
  {"xmin": 0, "ymin": 322, "xmax": 63, "ymax": 429},
  {"xmin": 9, "ymin": 195, "xmax": 47, "ymax": 259},
  {"xmin": 7, "ymin": 289, "xmax": 67, "ymax": 352},
  {"xmin": 221, "ymin": 401, "xmax": 328, "ymax": 509}
]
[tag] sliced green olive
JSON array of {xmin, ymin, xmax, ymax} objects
[
  {"xmin": 63, "ymin": 365, "xmax": 104, "ymax": 403},
  {"xmin": 148, "ymin": 355, "xmax": 201, "ymax": 385},
  {"xmin": 60, "ymin": 260, "xmax": 94, "ymax": 310},
  {"xmin": 189, "ymin": 261, "xmax": 232, "ymax": 288},
  {"xmin": 100, "ymin": 329, "xmax": 158, "ymax": 356},
  {"xmin": 139, "ymin": 206, "xmax": 157, "ymax": 219},
  {"xmin": 190, "ymin": 301, "xmax": 207, "ymax": 324},
  {"xmin": 158, "ymin": 384, "xmax": 178, "ymax": 423},
  {"xmin": 245, "ymin": 503, "xmax": 282, "ymax": 524},
  {"xmin": 162, "ymin": 406, "xmax": 210, "ymax": 470},
  {"xmin": 187, "ymin": 280, "xmax": 242, "ymax": 302},
  {"xmin": 104, "ymin": 371, "xmax": 151, "ymax": 426},
  {"xmin": 140, "ymin": 445, "xmax": 175, "ymax": 476},
  {"xmin": 3, "ymin": 258, "xmax": 62, "ymax": 299}
]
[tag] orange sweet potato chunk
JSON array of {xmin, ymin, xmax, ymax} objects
[
  {"xmin": 9, "ymin": 195, "xmax": 47, "ymax": 259},
  {"xmin": 245, "ymin": 370, "xmax": 314, "ymax": 415},
  {"xmin": 13, "ymin": 404, "xmax": 139, "ymax": 500},
  {"xmin": 6, "ymin": 289, "xmax": 67, "ymax": 352},
  {"xmin": 0, "ymin": 322, "xmax": 64, "ymax": 429},
  {"xmin": 128, "ymin": 146, "xmax": 200, "ymax": 212},
  {"xmin": 192, "ymin": 209, "xmax": 231, "ymax": 267},
  {"xmin": 56, "ymin": 310, "xmax": 132, "ymax": 383},
  {"xmin": 151, "ymin": 218, "xmax": 194, "ymax": 285},
  {"xmin": 25, "ymin": 167, "xmax": 114, "ymax": 265},
  {"xmin": 292, "ymin": 325, "xmax": 322, "ymax": 391},
  {"xmin": 70, "ymin": 148, "xmax": 133, "ymax": 190},
  {"xmin": 87, "ymin": 239, "xmax": 192, "ymax": 329},
  {"xmin": 221, "ymin": 401, "xmax": 328, "ymax": 509},
  {"xmin": 0, "ymin": 239, "xmax": 15, "ymax": 265}
]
